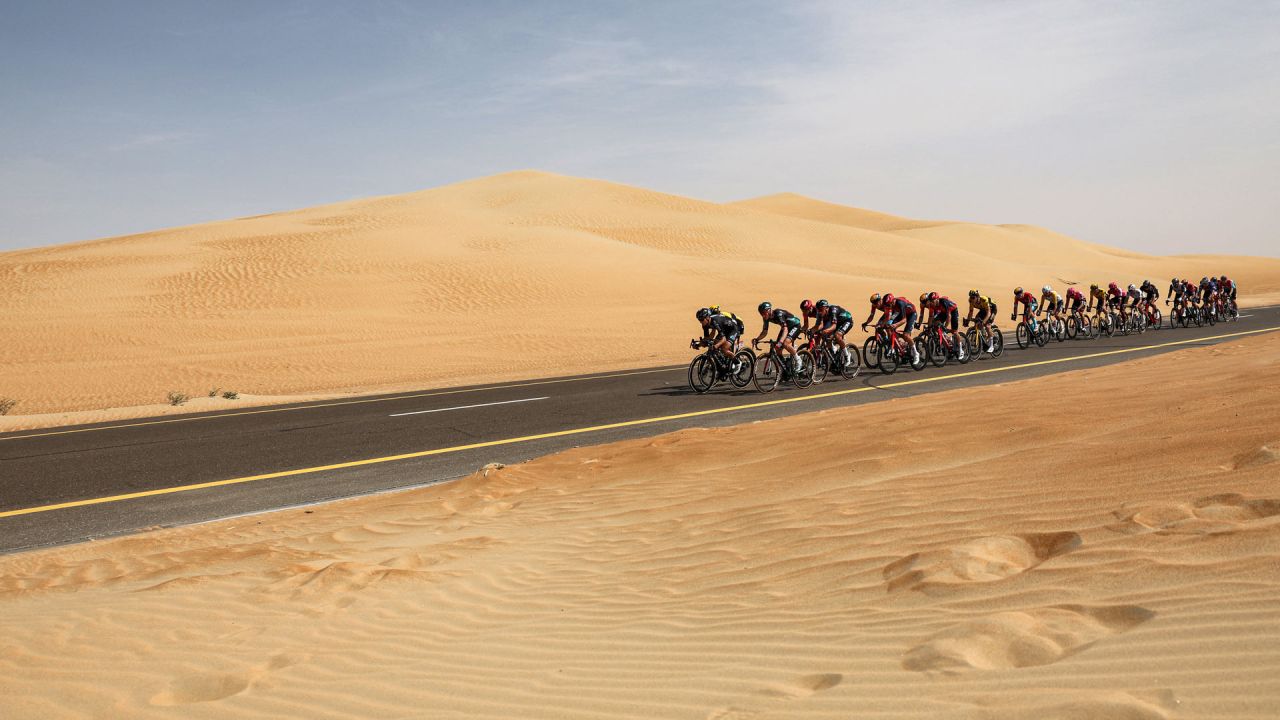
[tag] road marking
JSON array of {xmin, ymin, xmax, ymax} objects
[
  {"xmin": 3, "ymin": 324, "xmax": 1276, "ymax": 521},
  {"xmin": 0, "ymin": 367, "xmax": 677, "ymax": 441},
  {"xmin": 389, "ymin": 396, "xmax": 549, "ymax": 417}
]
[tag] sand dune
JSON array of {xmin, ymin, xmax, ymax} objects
[
  {"xmin": 2, "ymin": 170, "xmax": 1278, "ymax": 426},
  {"xmin": 2, "ymin": 329, "xmax": 1278, "ymax": 718}
]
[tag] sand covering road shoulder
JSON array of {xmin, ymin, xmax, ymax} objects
[{"xmin": 2, "ymin": 332, "xmax": 1279, "ymax": 718}]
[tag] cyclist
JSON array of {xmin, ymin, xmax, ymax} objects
[
  {"xmin": 1088, "ymin": 283, "xmax": 1108, "ymax": 318},
  {"xmin": 1011, "ymin": 286, "xmax": 1039, "ymax": 332},
  {"xmin": 1220, "ymin": 275, "xmax": 1237, "ymax": 307},
  {"xmin": 752, "ymin": 302, "xmax": 804, "ymax": 371},
  {"xmin": 860, "ymin": 293, "xmax": 884, "ymax": 330},
  {"xmin": 1039, "ymin": 285, "xmax": 1063, "ymax": 327},
  {"xmin": 709, "ymin": 304, "xmax": 745, "ymax": 338},
  {"xmin": 1165, "ymin": 278, "xmax": 1183, "ymax": 313},
  {"xmin": 924, "ymin": 291, "xmax": 965, "ymax": 360},
  {"xmin": 1064, "ymin": 286, "xmax": 1086, "ymax": 320},
  {"xmin": 964, "ymin": 289, "xmax": 998, "ymax": 353},
  {"xmin": 798, "ymin": 299, "xmax": 819, "ymax": 335},
  {"xmin": 1125, "ymin": 284, "xmax": 1144, "ymax": 320},
  {"xmin": 1182, "ymin": 279, "xmax": 1201, "ymax": 315},
  {"xmin": 862, "ymin": 293, "xmax": 922, "ymax": 365},
  {"xmin": 1199, "ymin": 276, "xmax": 1215, "ymax": 310},
  {"xmin": 812, "ymin": 299, "xmax": 855, "ymax": 365},
  {"xmin": 1139, "ymin": 280, "xmax": 1159, "ymax": 320},
  {"xmin": 1106, "ymin": 282, "xmax": 1127, "ymax": 322},
  {"xmin": 695, "ymin": 308, "xmax": 742, "ymax": 373}
]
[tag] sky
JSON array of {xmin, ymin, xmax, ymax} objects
[{"xmin": 1, "ymin": 0, "xmax": 1277, "ymax": 255}]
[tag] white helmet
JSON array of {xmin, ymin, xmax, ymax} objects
[
  {"xmin": 1041, "ymin": 284, "xmax": 1052, "ymax": 295},
  {"xmin": 1128, "ymin": 283, "xmax": 1137, "ymax": 292}
]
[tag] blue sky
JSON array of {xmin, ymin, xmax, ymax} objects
[{"xmin": 2, "ymin": 1, "xmax": 1276, "ymax": 254}]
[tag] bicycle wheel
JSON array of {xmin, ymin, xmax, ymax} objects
[
  {"xmin": 911, "ymin": 338, "xmax": 928, "ymax": 371},
  {"xmin": 1034, "ymin": 322, "xmax": 1048, "ymax": 347},
  {"xmin": 1150, "ymin": 309, "xmax": 1162, "ymax": 330},
  {"xmin": 955, "ymin": 332, "xmax": 972, "ymax": 364},
  {"xmin": 877, "ymin": 339, "xmax": 898, "ymax": 375},
  {"xmin": 1065, "ymin": 315, "xmax": 1078, "ymax": 339},
  {"xmin": 793, "ymin": 349, "xmax": 816, "ymax": 388},
  {"xmin": 990, "ymin": 327, "xmax": 1005, "ymax": 357},
  {"xmin": 753, "ymin": 353, "xmax": 781, "ymax": 393},
  {"xmin": 927, "ymin": 334, "xmax": 947, "ymax": 367},
  {"xmin": 863, "ymin": 336, "xmax": 881, "ymax": 369},
  {"xmin": 1206, "ymin": 307, "xmax": 1216, "ymax": 326},
  {"xmin": 811, "ymin": 348, "xmax": 829, "ymax": 385},
  {"xmin": 688, "ymin": 355, "xmax": 716, "ymax": 394},
  {"xmin": 730, "ymin": 349, "xmax": 755, "ymax": 388},
  {"xmin": 1016, "ymin": 322, "xmax": 1031, "ymax": 349},
  {"xmin": 839, "ymin": 345, "xmax": 861, "ymax": 379},
  {"xmin": 966, "ymin": 327, "xmax": 983, "ymax": 360}
]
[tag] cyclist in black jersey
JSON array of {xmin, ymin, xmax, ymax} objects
[
  {"xmin": 753, "ymin": 301, "xmax": 804, "ymax": 371},
  {"xmin": 695, "ymin": 308, "xmax": 742, "ymax": 372},
  {"xmin": 811, "ymin": 299, "xmax": 854, "ymax": 365}
]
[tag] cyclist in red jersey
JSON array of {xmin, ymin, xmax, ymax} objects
[
  {"xmin": 923, "ymin": 291, "xmax": 965, "ymax": 360},
  {"xmin": 1064, "ymin": 286, "xmax": 1085, "ymax": 317},
  {"xmin": 1011, "ymin": 286, "xmax": 1039, "ymax": 332}
]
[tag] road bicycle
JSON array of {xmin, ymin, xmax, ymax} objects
[
  {"xmin": 1014, "ymin": 314, "xmax": 1048, "ymax": 349},
  {"xmin": 864, "ymin": 324, "xmax": 926, "ymax": 375},
  {"xmin": 921, "ymin": 319, "xmax": 971, "ymax": 367},
  {"xmin": 687, "ymin": 338, "xmax": 754, "ymax": 394},
  {"xmin": 1065, "ymin": 307, "xmax": 1094, "ymax": 339},
  {"xmin": 751, "ymin": 339, "xmax": 814, "ymax": 393},
  {"xmin": 963, "ymin": 318, "xmax": 1004, "ymax": 359},
  {"xmin": 1141, "ymin": 302, "xmax": 1162, "ymax": 331},
  {"xmin": 803, "ymin": 332, "xmax": 861, "ymax": 384}
]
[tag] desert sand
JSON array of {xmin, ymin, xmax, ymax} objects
[
  {"xmin": 2, "ymin": 329, "xmax": 1278, "ymax": 719},
  {"xmin": 3, "ymin": 170, "xmax": 1278, "ymax": 429}
]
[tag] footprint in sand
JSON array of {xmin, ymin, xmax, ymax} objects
[
  {"xmin": 902, "ymin": 604, "xmax": 1154, "ymax": 674},
  {"xmin": 150, "ymin": 652, "xmax": 307, "ymax": 706},
  {"xmin": 883, "ymin": 532, "xmax": 1080, "ymax": 592},
  {"xmin": 1110, "ymin": 493, "xmax": 1280, "ymax": 536},
  {"xmin": 705, "ymin": 673, "xmax": 843, "ymax": 719}
]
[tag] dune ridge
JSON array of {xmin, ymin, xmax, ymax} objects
[
  {"xmin": 1, "ymin": 330, "xmax": 1278, "ymax": 718},
  {"xmin": 2, "ymin": 170, "xmax": 1278, "ymax": 425}
]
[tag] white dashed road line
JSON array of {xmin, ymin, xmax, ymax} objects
[{"xmin": 389, "ymin": 396, "xmax": 550, "ymax": 417}]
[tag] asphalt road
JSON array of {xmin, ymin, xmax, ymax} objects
[{"xmin": 2, "ymin": 307, "xmax": 1276, "ymax": 554}]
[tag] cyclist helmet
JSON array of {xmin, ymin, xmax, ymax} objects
[
  {"xmin": 1042, "ymin": 284, "xmax": 1052, "ymax": 295},
  {"xmin": 919, "ymin": 292, "xmax": 929, "ymax": 305},
  {"xmin": 1128, "ymin": 283, "xmax": 1137, "ymax": 292},
  {"xmin": 1201, "ymin": 277, "xmax": 1208, "ymax": 284},
  {"xmin": 758, "ymin": 301, "xmax": 772, "ymax": 314},
  {"xmin": 800, "ymin": 299, "xmax": 814, "ymax": 314},
  {"xmin": 882, "ymin": 293, "xmax": 896, "ymax": 308},
  {"xmin": 927, "ymin": 291, "xmax": 939, "ymax": 303},
  {"xmin": 1090, "ymin": 283, "xmax": 1099, "ymax": 291},
  {"xmin": 869, "ymin": 293, "xmax": 882, "ymax": 305},
  {"xmin": 1109, "ymin": 281, "xmax": 1118, "ymax": 290},
  {"xmin": 1014, "ymin": 286, "xmax": 1024, "ymax": 296},
  {"xmin": 695, "ymin": 307, "xmax": 711, "ymax": 321},
  {"xmin": 815, "ymin": 299, "xmax": 829, "ymax": 311},
  {"xmin": 1170, "ymin": 278, "xmax": 1177, "ymax": 285},
  {"xmin": 1219, "ymin": 275, "xmax": 1228, "ymax": 282},
  {"xmin": 968, "ymin": 288, "xmax": 979, "ymax": 298},
  {"xmin": 709, "ymin": 304, "xmax": 721, "ymax": 315}
]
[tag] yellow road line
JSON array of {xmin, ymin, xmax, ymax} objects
[
  {"xmin": 0, "ymin": 366, "xmax": 679, "ymax": 441},
  {"xmin": 2, "ymin": 324, "xmax": 1275, "ymax": 520}
]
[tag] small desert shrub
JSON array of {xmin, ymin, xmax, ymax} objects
[
  {"xmin": 167, "ymin": 391, "xmax": 190, "ymax": 406},
  {"xmin": 208, "ymin": 387, "xmax": 220, "ymax": 397},
  {"xmin": 0, "ymin": 397, "xmax": 16, "ymax": 415},
  {"xmin": 221, "ymin": 390, "xmax": 239, "ymax": 400}
]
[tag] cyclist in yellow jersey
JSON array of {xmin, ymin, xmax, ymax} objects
[
  {"xmin": 1087, "ymin": 284, "xmax": 1107, "ymax": 317},
  {"xmin": 1039, "ymin": 285, "xmax": 1063, "ymax": 324},
  {"xmin": 963, "ymin": 289, "xmax": 998, "ymax": 353}
]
